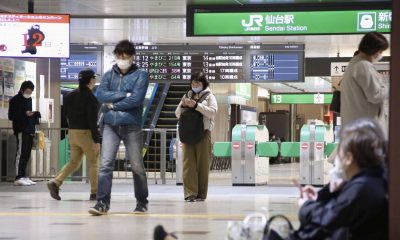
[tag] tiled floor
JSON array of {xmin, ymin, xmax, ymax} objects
[{"xmin": 0, "ymin": 166, "xmax": 301, "ymax": 240}]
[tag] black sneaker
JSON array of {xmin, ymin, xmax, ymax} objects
[
  {"xmin": 88, "ymin": 201, "xmax": 109, "ymax": 216},
  {"xmin": 133, "ymin": 202, "xmax": 148, "ymax": 214},
  {"xmin": 89, "ymin": 194, "xmax": 96, "ymax": 201},
  {"xmin": 196, "ymin": 197, "xmax": 205, "ymax": 202},
  {"xmin": 185, "ymin": 196, "xmax": 196, "ymax": 202},
  {"xmin": 47, "ymin": 181, "xmax": 61, "ymax": 200}
]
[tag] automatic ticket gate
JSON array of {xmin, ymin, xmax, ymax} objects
[
  {"xmin": 300, "ymin": 121, "xmax": 330, "ymax": 186},
  {"xmin": 178, "ymin": 123, "xmax": 337, "ymax": 186},
  {"xmin": 231, "ymin": 124, "xmax": 270, "ymax": 186}
]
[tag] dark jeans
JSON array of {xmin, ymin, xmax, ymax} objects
[
  {"xmin": 97, "ymin": 124, "xmax": 149, "ymax": 206},
  {"xmin": 15, "ymin": 132, "xmax": 34, "ymax": 180}
]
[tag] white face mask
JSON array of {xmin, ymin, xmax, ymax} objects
[
  {"xmin": 116, "ymin": 59, "xmax": 132, "ymax": 70},
  {"xmin": 329, "ymin": 155, "xmax": 347, "ymax": 192},
  {"xmin": 23, "ymin": 94, "xmax": 31, "ymax": 99},
  {"xmin": 192, "ymin": 86, "xmax": 203, "ymax": 93},
  {"xmin": 373, "ymin": 53, "xmax": 383, "ymax": 63}
]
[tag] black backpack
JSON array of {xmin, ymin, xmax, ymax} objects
[{"xmin": 178, "ymin": 92, "xmax": 211, "ymax": 145}]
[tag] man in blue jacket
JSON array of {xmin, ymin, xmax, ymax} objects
[{"xmin": 89, "ymin": 40, "xmax": 149, "ymax": 215}]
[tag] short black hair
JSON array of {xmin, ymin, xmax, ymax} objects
[
  {"xmin": 358, "ymin": 32, "xmax": 389, "ymax": 56},
  {"xmin": 338, "ymin": 118, "xmax": 386, "ymax": 169},
  {"xmin": 20, "ymin": 81, "xmax": 34, "ymax": 92},
  {"xmin": 190, "ymin": 71, "xmax": 209, "ymax": 90},
  {"xmin": 113, "ymin": 40, "xmax": 136, "ymax": 56},
  {"xmin": 78, "ymin": 69, "xmax": 96, "ymax": 90}
]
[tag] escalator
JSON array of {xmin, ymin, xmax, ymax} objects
[{"xmin": 144, "ymin": 84, "xmax": 188, "ymax": 171}]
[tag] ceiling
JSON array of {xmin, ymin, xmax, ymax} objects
[
  {"xmin": 0, "ymin": 0, "xmax": 391, "ymax": 17},
  {"xmin": 0, "ymin": 0, "xmax": 392, "ymax": 93}
]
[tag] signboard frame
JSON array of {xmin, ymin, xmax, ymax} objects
[
  {"xmin": 0, "ymin": 13, "xmax": 70, "ymax": 58},
  {"xmin": 270, "ymin": 93, "xmax": 333, "ymax": 104},
  {"xmin": 187, "ymin": 3, "xmax": 391, "ymax": 36}
]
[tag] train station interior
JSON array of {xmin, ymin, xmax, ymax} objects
[{"xmin": 0, "ymin": 0, "xmax": 399, "ymax": 239}]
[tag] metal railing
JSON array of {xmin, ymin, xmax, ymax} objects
[{"xmin": 0, "ymin": 127, "xmax": 177, "ymax": 184}]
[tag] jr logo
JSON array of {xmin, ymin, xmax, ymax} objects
[{"xmin": 241, "ymin": 15, "xmax": 263, "ymax": 27}]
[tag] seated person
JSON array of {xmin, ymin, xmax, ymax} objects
[{"xmin": 295, "ymin": 118, "xmax": 388, "ymax": 240}]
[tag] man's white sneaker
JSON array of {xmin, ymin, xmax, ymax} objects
[
  {"xmin": 24, "ymin": 178, "xmax": 36, "ymax": 185},
  {"xmin": 14, "ymin": 178, "xmax": 31, "ymax": 186}
]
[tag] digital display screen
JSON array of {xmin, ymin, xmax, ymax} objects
[
  {"xmin": 60, "ymin": 54, "xmax": 97, "ymax": 81},
  {"xmin": 246, "ymin": 44, "xmax": 304, "ymax": 82},
  {"xmin": 0, "ymin": 13, "xmax": 70, "ymax": 58},
  {"xmin": 135, "ymin": 45, "xmax": 246, "ymax": 82}
]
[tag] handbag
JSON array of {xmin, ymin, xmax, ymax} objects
[
  {"xmin": 330, "ymin": 79, "xmax": 342, "ymax": 113},
  {"xmin": 178, "ymin": 92, "xmax": 210, "ymax": 144},
  {"xmin": 330, "ymin": 90, "xmax": 341, "ymax": 113},
  {"xmin": 263, "ymin": 215, "xmax": 295, "ymax": 240},
  {"xmin": 226, "ymin": 213, "xmax": 267, "ymax": 240}
]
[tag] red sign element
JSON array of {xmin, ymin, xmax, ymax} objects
[
  {"xmin": 0, "ymin": 44, "xmax": 7, "ymax": 51},
  {"xmin": 301, "ymin": 143, "xmax": 308, "ymax": 150},
  {"xmin": 247, "ymin": 142, "xmax": 254, "ymax": 149},
  {"xmin": 233, "ymin": 142, "xmax": 240, "ymax": 149},
  {"xmin": 316, "ymin": 143, "xmax": 324, "ymax": 150}
]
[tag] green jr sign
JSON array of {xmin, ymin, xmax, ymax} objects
[
  {"xmin": 193, "ymin": 10, "xmax": 391, "ymax": 35},
  {"xmin": 270, "ymin": 93, "xmax": 333, "ymax": 104}
]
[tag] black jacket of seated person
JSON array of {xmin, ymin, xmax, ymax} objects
[{"xmin": 294, "ymin": 167, "xmax": 387, "ymax": 240}]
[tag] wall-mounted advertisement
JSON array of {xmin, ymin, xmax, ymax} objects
[
  {"xmin": 0, "ymin": 58, "xmax": 36, "ymax": 119},
  {"xmin": 0, "ymin": 13, "xmax": 70, "ymax": 58}
]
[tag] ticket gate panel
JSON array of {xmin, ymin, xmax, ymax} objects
[
  {"xmin": 232, "ymin": 141, "xmax": 244, "ymax": 185},
  {"xmin": 280, "ymin": 142, "xmax": 300, "ymax": 158},
  {"xmin": 244, "ymin": 141, "xmax": 256, "ymax": 185},
  {"xmin": 300, "ymin": 141, "xmax": 311, "ymax": 185},
  {"xmin": 312, "ymin": 142, "xmax": 325, "ymax": 185},
  {"xmin": 231, "ymin": 124, "xmax": 269, "ymax": 186},
  {"xmin": 325, "ymin": 143, "xmax": 338, "ymax": 158},
  {"xmin": 213, "ymin": 142, "xmax": 231, "ymax": 157},
  {"xmin": 257, "ymin": 142, "xmax": 278, "ymax": 157},
  {"xmin": 254, "ymin": 156, "xmax": 268, "ymax": 185}
]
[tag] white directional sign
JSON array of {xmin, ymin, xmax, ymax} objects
[
  {"xmin": 331, "ymin": 62, "xmax": 349, "ymax": 76},
  {"xmin": 314, "ymin": 93, "xmax": 325, "ymax": 104}
]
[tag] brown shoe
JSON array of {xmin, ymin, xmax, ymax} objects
[
  {"xmin": 90, "ymin": 194, "xmax": 97, "ymax": 201},
  {"xmin": 47, "ymin": 181, "xmax": 61, "ymax": 200}
]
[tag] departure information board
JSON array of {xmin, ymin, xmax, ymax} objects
[
  {"xmin": 135, "ymin": 45, "xmax": 245, "ymax": 82},
  {"xmin": 60, "ymin": 45, "xmax": 103, "ymax": 84},
  {"xmin": 246, "ymin": 44, "xmax": 305, "ymax": 82},
  {"xmin": 60, "ymin": 54, "xmax": 97, "ymax": 81}
]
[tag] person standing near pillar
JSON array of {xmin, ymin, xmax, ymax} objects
[
  {"xmin": 8, "ymin": 81, "xmax": 41, "ymax": 186},
  {"xmin": 47, "ymin": 69, "xmax": 100, "ymax": 200}
]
